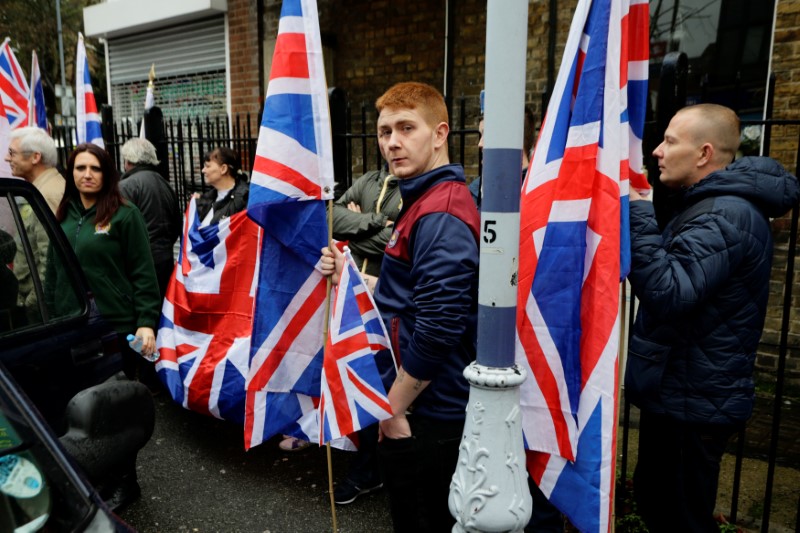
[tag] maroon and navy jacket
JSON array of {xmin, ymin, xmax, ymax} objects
[{"xmin": 374, "ymin": 164, "xmax": 480, "ymax": 421}]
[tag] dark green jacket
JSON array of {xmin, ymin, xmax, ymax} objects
[
  {"xmin": 56, "ymin": 200, "xmax": 160, "ymax": 335},
  {"xmin": 331, "ymin": 168, "xmax": 402, "ymax": 277}
]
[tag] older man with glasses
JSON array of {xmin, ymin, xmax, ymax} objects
[
  {"xmin": 3, "ymin": 127, "xmax": 65, "ymax": 325},
  {"xmin": 5, "ymin": 127, "xmax": 65, "ymax": 213}
]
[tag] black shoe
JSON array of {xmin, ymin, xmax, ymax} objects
[
  {"xmin": 334, "ymin": 477, "xmax": 383, "ymax": 505},
  {"xmin": 103, "ymin": 473, "xmax": 142, "ymax": 512}
]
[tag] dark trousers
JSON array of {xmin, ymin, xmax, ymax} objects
[
  {"xmin": 346, "ymin": 424, "xmax": 381, "ymax": 486},
  {"xmin": 155, "ymin": 258, "xmax": 174, "ymax": 302},
  {"xmin": 377, "ymin": 414, "xmax": 463, "ymax": 533},
  {"xmin": 633, "ymin": 410, "xmax": 737, "ymax": 533}
]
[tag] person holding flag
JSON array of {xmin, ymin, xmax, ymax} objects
[
  {"xmin": 322, "ymin": 81, "xmax": 480, "ymax": 532},
  {"xmin": 626, "ymin": 103, "xmax": 799, "ymax": 532}
]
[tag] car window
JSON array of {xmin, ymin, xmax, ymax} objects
[{"xmin": 0, "ymin": 191, "xmax": 83, "ymax": 334}]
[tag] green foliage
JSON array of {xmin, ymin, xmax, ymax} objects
[
  {"xmin": 0, "ymin": 0, "xmax": 107, "ymax": 117},
  {"xmin": 718, "ymin": 522, "xmax": 739, "ymax": 533},
  {"xmin": 615, "ymin": 477, "xmax": 649, "ymax": 533}
]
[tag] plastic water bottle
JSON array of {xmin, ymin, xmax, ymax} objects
[{"xmin": 126, "ymin": 334, "xmax": 160, "ymax": 362}]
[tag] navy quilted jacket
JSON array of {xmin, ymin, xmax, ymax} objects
[{"xmin": 625, "ymin": 157, "xmax": 799, "ymax": 425}]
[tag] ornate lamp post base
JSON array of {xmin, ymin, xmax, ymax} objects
[{"xmin": 449, "ymin": 362, "xmax": 531, "ymax": 533}]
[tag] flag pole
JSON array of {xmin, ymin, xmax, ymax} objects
[
  {"xmin": 323, "ymin": 198, "xmax": 338, "ymax": 533},
  {"xmin": 611, "ymin": 281, "xmax": 630, "ymax": 533}
]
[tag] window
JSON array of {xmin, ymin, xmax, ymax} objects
[{"xmin": 0, "ymin": 191, "xmax": 83, "ymax": 334}]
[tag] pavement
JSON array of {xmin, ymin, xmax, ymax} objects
[{"xmin": 119, "ymin": 395, "xmax": 392, "ymax": 533}]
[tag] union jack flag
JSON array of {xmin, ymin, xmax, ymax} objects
[
  {"xmin": 244, "ymin": 0, "xmax": 336, "ymax": 451},
  {"xmin": 156, "ymin": 199, "xmax": 261, "ymax": 423},
  {"xmin": 28, "ymin": 51, "xmax": 46, "ymax": 130},
  {"xmin": 319, "ymin": 248, "xmax": 394, "ymax": 445},
  {"xmin": 0, "ymin": 38, "xmax": 29, "ymax": 129},
  {"xmin": 75, "ymin": 33, "xmax": 103, "ymax": 148},
  {"xmin": 515, "ymin": 0, "xmax": 649, "ymax": 532}
]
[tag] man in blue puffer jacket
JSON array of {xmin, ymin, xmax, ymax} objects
[{"xmin": 626, "ymin": 103, "xmax": 800, "ymax": 533}]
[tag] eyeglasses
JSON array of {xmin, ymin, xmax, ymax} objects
[{"xmin": 7, "ymin": 149, "xmax": 31, "ymax": 158}]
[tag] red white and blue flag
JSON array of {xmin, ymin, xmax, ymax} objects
[
  {"xmin": 28, "ymin": 51, "xmax": 46, "ymax": 130},
  {"xmin": 0, "ymin": 38, "xmax": 29, "ymax": 129},
  {"xmin": 244, "ymin": 0, "xmax": 336, "ymax": 451},
  {"xmin": 515, "ymin": 0, "xmax": 649, "ymax": 531},
  {"xmin": 319, "ymin": 248, "xmax": 394, "ymax": 445},
  {"xmin": 156, "ymin": 198, "xmax": 261, "ymax": 424},
  {"xmin": 75, "ymin": 33, "xmax": 103, "ymax": 148}
]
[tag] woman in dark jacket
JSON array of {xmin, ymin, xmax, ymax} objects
[{"xmin": 195, "ymin": 147, "xmax": 249, "ymax": 226}]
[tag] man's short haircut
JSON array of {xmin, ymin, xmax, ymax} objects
[
  {"xmin": 375, "ymin": 82, "xmax": 449, "ymax": 128},
  {"xmin": 9, "ymin": 127, "xmax": 57, "ymax": 167},
  {"xmin": 679, "ymin": 104, "xmax": 741, "ymax": 165},
  {"xmin": 120, "ymin": 138, "xmax": 160, "ymax": 166}
]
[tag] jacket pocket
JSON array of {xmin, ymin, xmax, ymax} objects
[{"xmin": 624, "ymin": 335, "xmax": 671, "ymax": 407}]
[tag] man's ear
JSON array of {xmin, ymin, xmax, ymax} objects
[
  {"xmin": 433, "ymin": 122, "xmax": 449, "ymax": 148},
  {"xmin": 697, "ymin": 142, "xmax": 714, "ymax": 168},
  {"xmin": 30, "ymin": 152, "xmax": 42, "ymax": 166}
]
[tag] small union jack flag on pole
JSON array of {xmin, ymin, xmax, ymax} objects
[
  {"xmin": 244, "ymin": 0, "xmax": 336, "ymax": 451},
  {"xmin": 515, "ymin": 0, "xmax": 649, "ymax": 531},
  {"xmin": 0, "ymin": 37, "xmax": 30, "ymax": 129},
  {"xmin": 319, "ymin": 248, "xmax": 394, "ymax": 445},
  {"xmin": 76, "ymin": 33, "xmax": 104, "ymax": 148}
]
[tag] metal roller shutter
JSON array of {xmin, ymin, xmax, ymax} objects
[{"xmin": 108, "ymin": 17, "xmax": 226, "ymax": 84}]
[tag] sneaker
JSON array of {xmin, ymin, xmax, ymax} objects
[
  {"xmin": 278, "ymin": 436, "xmax": 312, "ymax": 452},
  {"xmin": 334, "ymin": 477, "xmax": 383, "ymax": 505}
]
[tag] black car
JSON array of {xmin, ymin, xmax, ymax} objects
[
  {"xmin": 0, "ymin": 361, "xmax": 133, "ymax": 532},
  {"xmin": 0, "ymin": 177, "xmax": 154, "ymax": 514}
]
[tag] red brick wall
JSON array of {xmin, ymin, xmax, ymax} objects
[{"xmin": 228, "ymin": 0, "xmax": 261, "ymax": 131}]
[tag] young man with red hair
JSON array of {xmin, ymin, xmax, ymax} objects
[{"xmin": 323, "ymin": 82, "xmax": 480, "ymax": 531}]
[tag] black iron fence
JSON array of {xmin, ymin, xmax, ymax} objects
[{"xmin": 51, "ymin": 94, "xmax": 481, "ymax": 211}]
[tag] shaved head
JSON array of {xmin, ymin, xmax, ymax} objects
[{"xmin": 676, "ymin": 104, "xmax": 741, "ymax": 166}]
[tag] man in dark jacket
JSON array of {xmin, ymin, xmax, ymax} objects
[
  {"xmin": 119, "ymin": 138, "xmax": 182, "ymax": 300},
  {"xmin": 332, "ymin": 165, "xmax": 401, "ymax": 277},
  {"xmin": 323, "ymin": 82, "xmax": 479, "ymax": 532},
  {"xmin": 626, "ymin": 103, "xmax": 800, "ymax": 533}
]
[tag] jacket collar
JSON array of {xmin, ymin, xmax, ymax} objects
[{"xmin": 398, "ymin": 164, "xmax": 465, "ymax": 203}]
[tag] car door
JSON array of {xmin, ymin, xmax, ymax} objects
[{"xmin": 0, "ymin": 178, "xmax": 122, "ymax": 433}]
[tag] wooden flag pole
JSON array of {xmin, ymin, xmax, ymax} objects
[
  {"xmin": 611, "ymin": 279, "xmax": 630, "ymax": 532},
  {"xmin": 323, "ymin": 199, "xmax": 338, "ymax": 533}
]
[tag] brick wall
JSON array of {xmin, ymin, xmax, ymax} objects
[
  {"xmin": 759, "ymin": 0, "xmax": 800, "ymax": 387},
  {"xmin": 228, "ymin": 0, "xmax": 262, "ymax": 131}
]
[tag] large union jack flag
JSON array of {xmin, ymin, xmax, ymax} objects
[
  {"xmin": 319, "ymin": 248, "xmax": 394, "ymax": 445},
  {"xmin": 244, "ymin": 0, "xmax": 336, "ymax": 451},
  {"xmin": 75, "ymin": 33, "xmax": 103, "ymax": 148},
  {"xmin": 156, "ymin": 199, "xmax": 261, "ymax": 423},
  {"xmin": 515, "ymin": 0, "xmax": 649, "ymax": 531},
  {"xmin": 0, "ymin": 38, "xmax": 29, "ymax": 129}
]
